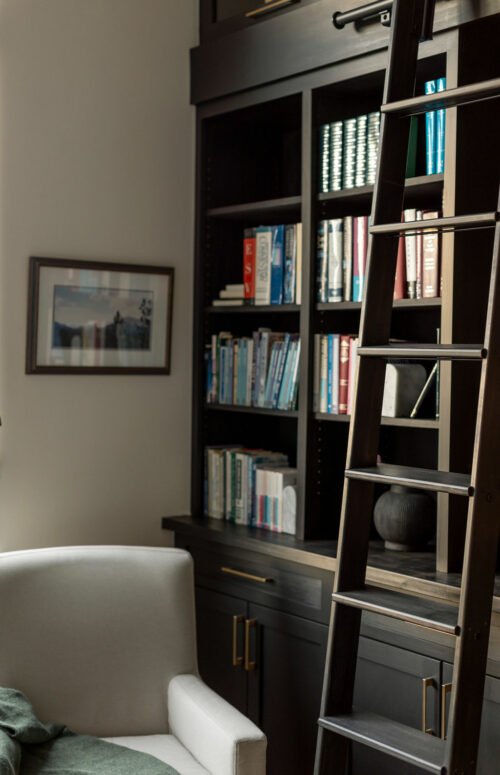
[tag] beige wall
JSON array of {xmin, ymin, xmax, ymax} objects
[{"xmin": 0, "ymin": 0, "xmax": 197, "ymax": 549}]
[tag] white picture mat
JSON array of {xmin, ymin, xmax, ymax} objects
[{"xmin": 36, "ymin": 265, "xmax": 170, "ymax": 368}]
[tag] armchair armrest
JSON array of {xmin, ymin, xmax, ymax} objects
[{"xmin": 168, "ymin": 674, "xmax": 266, "ymax": 775}]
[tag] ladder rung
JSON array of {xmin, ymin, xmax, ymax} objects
[
  {"xmin": 357, "ymin": 343, "xmax": 486, "ymax": 360},
  {"xmin": 382, "ymin": 77, "xmax": 500, "ymax": 116},
  {"xmin": 318, "ymin": 711, "xmax": 446, "ymax": 774},
  {"xmin": 345, "ymin": 463, "xmax": 473, "ymax": 496},
  {"xmin": 371, "ymin": 212, "xmax": 498, "ymax": 235},
  {"xmin": 332, "ymin": 587, "xmax": 459, "ymax": 635}
]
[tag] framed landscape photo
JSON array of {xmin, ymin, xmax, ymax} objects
[{"xmin": 26, "ymin": 257, "xmax": 174, "ymax": 374}]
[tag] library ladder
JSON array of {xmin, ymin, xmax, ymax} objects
[{"xmin": 314, "ymin": 1, "xmax": 500, "ymax": 773}]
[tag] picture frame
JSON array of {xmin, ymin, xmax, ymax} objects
[{"xmin": 26, "ymin": 257, "xmax": 174, "ymax": 374}]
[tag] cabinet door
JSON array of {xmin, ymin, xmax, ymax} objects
[
  {"xmin": 195, "ymin": 587, "xmax": 248, "ymax": 714},
  {"xmin": 351, "ymin": 637, "xmax": 441, "ymax": 775},
  {"xmin": 246, "ymin": 602, "xmax": 328, "ymax": 775},
  {"xmin": 442, "ymin": 663, "xmax": 500, "ymax": 775}
]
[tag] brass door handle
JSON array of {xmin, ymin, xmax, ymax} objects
[
  {"xmin": 422, "ymin": 677, "xmax": 436, "ymax": 735},
  {"xmin": 441, "ymin": 683, "xmax": 452, "ymax": 740},
  {"xmin": 245, "ymin": 0, "xmax": 298, "ymax": 18},
  {"xmin": 245, "ymin": 619, "xmax": 257, "ymax": 671},
  {"xmin": 221, "ymin": 567, "xmax": 274, "ymax": 584},
  {"xmin": 232, "ymin": 615, "xmax": 244, "ymax": 667}
]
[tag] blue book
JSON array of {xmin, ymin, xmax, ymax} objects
[
  {"xmin": 271, "ymin": 334, "xmax": 290, "ymax": 408},
  {"xmin": 236, "ymin": 340, "xmax": 247, "ymax": 405},
  {"xmin": 327, "ymin": 334, "xmax": 334, "ymax": 414},
  {"xmin": 425, "ymin": 80, "xmax": 437, "ymax": 175},
  {"xmin": 436, "ymin": 77, "xmax": 446, "ymax": 174},
  {"xmin": 278, "ymin": 338, "xmax": 296, "ymax": 409},
  {"xmin": 284, "ymin": 340, "xmax": 300, "ymax": 410},
  {"xmin": 270, "ymin": 225, "xmax": 285, "ymax": 305},
  {"xmin": 283, "ymin": 224, "xmax": 297, "ymax": 304},
  {"xmin": 264, "ymin": 342, "xmax": 281, "ymax": 408}
]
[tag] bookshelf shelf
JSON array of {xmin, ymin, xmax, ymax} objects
[
  {"xmin": 206, "ymin": 195, "xmax": 302, "ymax": 220},
  {"xmin": 205, "ymin": 304, "xmax": 301, "ymax": 314},
  {"xmin": 205, "ymin": 403, "xmax": 299, "ymax": 418},
  {"xmin": 317, "ymin": 173, "xmax": 444, "ymax": 207},
  {"xmin": 314, "ymin": 413, "xmax": 440, "ymax": 430},
  {"xmin": 316, "ymin": 298, "xmax": 442, "ymax": 312}
]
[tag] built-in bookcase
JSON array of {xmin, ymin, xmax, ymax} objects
[{"xmin": 191, "ymin": 20, "xmax": 500, "ymax": 574}]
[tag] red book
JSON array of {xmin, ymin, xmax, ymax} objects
[
  {"xmin": 393, "ymin": 217, "xmax": 406, "ymax": 300},
  {"xmin": 243, "ymin": 227, "xmax": 256, "ymax": 302},
  {"xmin": 338, "ymin": 335, "xmax": 350, "ymax": 414},
  {"xmin": 422, "ymin": 211, "xmax": 440, "ymax": 298}
]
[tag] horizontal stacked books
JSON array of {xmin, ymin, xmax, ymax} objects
[
  {"xmin": 313, "ymin": 334, "xmax": 358, "ymax": 415},
  {"xmin": 395, "ymin": 209, "xmax": 442, "ymax": 300},
  {"xmin": 204, "ymin": 445, "xmax": 297, "ymax": 534},
  {"xmin": 205, "ymin": 330, "xmax": 301, "ymax": 410},
  {"xmin": 319, "ymin": 112, "xmax": 381, "ymax": 193},
  {"xmin": 317, "ymin": 216, "xmax": 369, "ymax": 302},
  {"xmin": 243, "ymin": 223, "xmax": 302, "ymax": 305},
  {"xmin": 425, "ymin": 77, "xmax": 446, "ymax": 175},
  {"xmin": 212, "ymin": 283, "xmax": 246, "ymax": 306}
]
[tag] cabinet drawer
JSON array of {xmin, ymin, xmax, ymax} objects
[{"xmin": 176, "ymin": 535, "xmax": 333, "ymax": 624}]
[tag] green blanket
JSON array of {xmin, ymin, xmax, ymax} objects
[{"xmin": 0, "ymin": 688, "xmax": 181, "ymax": 775}]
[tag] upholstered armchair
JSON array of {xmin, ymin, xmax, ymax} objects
[{"xmin": 0, "ymin": 546, "xmax": 266, "ymax": 774}]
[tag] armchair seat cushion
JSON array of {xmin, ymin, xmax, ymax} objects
[{"xmin": 103, "ymin": 735, "xmax": 210, "ymax": 775}]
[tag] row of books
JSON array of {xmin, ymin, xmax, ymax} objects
[
  {"xmin": 319, "ymin": 112, "xmax": 380, "ymax": 193},
  {"xmin": 313, "ymin": 334, "xmax": 358, "ymax": 415},
  {"xmin": 395, "ymin": 209, "xmax": 441, "ymax": 300},
  {"xmin": 204, "ymin": 445, "xmax": 297, "ymax": 534},
  {"xmin": 425, "ymin": 78, "xmax": 446, "ymax": 175},
  {"xmin": 317, "ymin": 216, "xmax": 369, "ymax": 303},
  {"xmin": 212, "ymin": 224, "xmax": 303, "ymax": 307},
  {"xmin": 205, "ymin": 330, "xmax": 301, "ymax": 410}
]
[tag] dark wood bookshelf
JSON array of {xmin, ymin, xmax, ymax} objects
[
  {"xmin": 205, "ymin": 403, "xmax": 299, "ymax": 418},
  {"xmin": 314, "ymin": 413, "xmax": 440, "ymax": 429},
  {"xmin": 316, "ymin": 297, "xmax": 442, "ymax": 312},
  {"xmin": 205, "ymin": 303, "xmax": 301, "ymax": 314},
  {"xmin": 206, "ymin": 195, "xmax": 302, "ymax": 220},
  {"xmin": 317, "ymin": 173, "xmax": 444, "ymax": 206}
]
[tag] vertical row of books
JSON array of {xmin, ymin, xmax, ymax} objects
[
  {"xmin": 317, "ymin": 216, "xmax": 369, "ymax": 302},
  {"xmin": 211, "ymin": 223, "xmax": 302, "ymax": 306},
  {"xmin": 319, "ymin": 112, "xmax": 380, "ymax": 193},
  {"xmin": 205, "ymin": 330, "xmax": 300, "ymax": 411},
  {"xmin": 394, "ymin": 209, "xmax": 441, "ymax": 300},
  {"xmin": 205, "ymin": 446, "xmax": 297, "ymax": 534},
  {"xmin": 425, "ymin": 77, "xmax": 446, "ymax": 175},
  {"xmin": 313, "ymin": 334, "xmax": 358, "ymax": 415}
]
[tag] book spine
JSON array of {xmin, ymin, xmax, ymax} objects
[
  {"xmin": 355, "ymin": 114, "xmax": 368, "ymax": 188},
  {"xmin": 343, "ymin": 216, "xmax": 353, "ymax": 302},
  {"xmin": 347, "ymin": 337, "xmax": 358, "ymax": 416},
  {"xmin": 270, "ymin": 224, "xmax": 284, "ymax": 305},
  {"xmin": 316, "ymin": 220, "xmax": 328, "ymax": 302},
  {"xmin": 272, "ymin": 334, "xmax": 290, "ymax": 409},
  {"xmin": 295, "ymin": 223, "xmax": 302, "ymax": 305},
  {"xmin": 403, "ymin": 208, "xmax": 417, "ymax": 299},
  {"xmin": 257, "ymin": 331, "xmax": 270, "ymax": 407},
  {"xmin": 331, "ymin": 334, "xmax": 340, "ymax": 415},
  {"xmin": 327, "ymin": 334, "xmax": 334, "ymax": 414},
  {"xmin": 278, "ymin": 337, "xmax": 295, "ymax": 410},
  {"xmin": 246, "ymin": 338, "xmax": 254, "ymax": 406},
  {"xmin": 416, "ymin": 210, "xmax": 423, "ymax": 299},
  {"xmin": 319, "ymin": 123, "xmax": 331, "ymax": 193},
  {"xmin": 327, "ymin": 218, "xmax": 344, "ymax": 302},
  {"xmin": 288, "ymin": 338, "xmax": 301, "ymax": 410},
  {"xmin": 264, "ymin": 343, "xmax": 281, "ymax": 408},
  {"xmin": 338, "ymin": 335, "xmax": 350, "ymax": 414},
  {"xmin": 352, "ymin": 218, "xmax": 360, "ymax": 302},
  {"xmin": 425, "ymin": 80, "xmax": 437, "ymax": 175},
  {"xmin": 320, "ymin": 335, "xmax": 328, "ymax": 413},
  {"xmin": 366, "ymin": 111, "xmax": 380, "ymax": 186},
  {"xmin": 393, "ymin": 219, "xmax": 406, "ymax": 300},
  {"xmin": 329, "ymin": 120, "xmax": 343, "ymax": 191},
  {"xmin": 353, "ymin": 216, "xmax": 368, "ymax": 302},
  {"xmin": 313, "ymin": 334, "xmax": 320, "ymax": 411},
  {"xmin": 422, "ymin": 210, "xmax": 440, "ymax": 297},
  {"xmin": 436, "ymin": 77, "xmax": 446, "ymax": 174},
  {"xmin": 343, "ymin": 117, "xmax": 357, "ymax": 190},
  {"xmin": 283, "ymin": 224, "xmax": 296, "ymax": 304},
  {"xmin": 255, "ymin": 227, "xmax": 272, "ymax": 305},
  {"xmin": 243, "ymin": 227, "xmax": 256, "ymax": 303}
]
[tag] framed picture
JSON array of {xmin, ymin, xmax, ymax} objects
[{"xmin": 26, "ymin": 257, "xmax": 174, "ymax": 374}]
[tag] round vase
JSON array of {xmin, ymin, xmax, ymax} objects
[{"xmin": 373, "ymin": 484, "xmax": 435, "ymax": 551}]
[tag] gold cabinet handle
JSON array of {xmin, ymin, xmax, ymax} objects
[
  {"xmin": 422, "ymin": 677, "xmax": 436, "ymax": 735},
  {"xmin": 232, "ymin": 615, "xmax": 244, "ymax": 667},
  {"xmin": 245, "ymin": 0, "xmax": 298, "ymax": 18},
  {"xmin": 221, "ymin": 567, "xmax": 273, "ymax": 584},
  {"xmin": 441, "ymin": 683, "xmax": 452, "ymax": 740},
  {"xmin": 245, "ymin": 619, "xmax": 257, "ymax": 671}
]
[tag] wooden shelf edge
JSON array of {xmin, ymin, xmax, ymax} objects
[
  {"xmin": 206, "ymin": 195, "xmax": 302, "ymax": 218},
  {"xmin": 206, "ymin": 304, "xmax": 300, "ymax": 314},
  {"xmin": 317, "ymin": 173, "xmax": 444, "ymax": 204},
  {"xmin": 317, "ymin": 298, "xmax": 442, "ymax": 312},
  {"xmin": 205, "ymin": 403, "xmax": 299, "ymax": 417},
  {"xmin": 315, "ymin": 413, "xmax": 440, "ymax": 429}
]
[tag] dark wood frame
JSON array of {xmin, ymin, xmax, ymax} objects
[{"xmin": 26, "ymin": 256, "xmax": 174, "ymax": 375}]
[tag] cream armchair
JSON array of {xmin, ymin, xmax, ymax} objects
[{"xmin": 0, "ymin": 546, "xmax": 266, "ymax": 775}]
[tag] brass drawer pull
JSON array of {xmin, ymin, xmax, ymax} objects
[
  {"xmin": 245, "ymin": 618, "xmax": 257, "ymax": 671},
  {"xmin": 441, "ymin": 683, "xmax": 452, "ymax": 740},
  {"xmin": 422, "ymin": 677, "xmax": 436, "ymax": 735},
  {"xmin": 246, "ymin": 0, "xmax": 298, "ymax": 18},
  {"xmin": 232, "ymin": 615, "xmax": 244, "ymax": 667},
  {"xmin": 221, "ymin": 567, "xmax": 274, "ymax": 584}
]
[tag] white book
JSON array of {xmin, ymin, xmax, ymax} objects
[
  {"xmin": 273, "ymin": 467, "xmax": 297, "ymax": 533},
  {"xmin": 343, "ymin": 216, "xmax": 353, "ymax": 302},
  {"xmin": 255, "ymin": 227, "xmax": 272, "ymax": 305},
  {"xmin": 327, "ymin": 219, "xmax": 344, "ymax": 302},
  {"xmin": 403, "ymin": 208, "xmax": 417, "ymax": 299}
]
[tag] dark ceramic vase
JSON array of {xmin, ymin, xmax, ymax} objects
[{"xmin": 373, "ymin": 484, "xmax": 435, "ymax": 551}]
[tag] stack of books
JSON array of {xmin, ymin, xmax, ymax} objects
[
  {"xmin": 212, "ymin": 283, "xmax": 245, "ymax": 306},
  {"xmin": 206, "ymin": 330, "xmax": 301, "ymax": 411},
  {"xmin": 319, "ymin": 112, "xmax": 381, "ymax": 193},
  {"xmin": 204, "ymin": 445, "xmax": 297, "ymax": 534},
  {"xmin": 313, "ymin": 334, "xmax": 358, "ymax": 415},
  {"xmin": 316, "ymin": 216, "xmax": 369, "ymax": 302},
  {"xmin": 425, "ymin": 77, "xmax": 446, "ymax": 175},
  {"xmin": 242, "ymin": 223, "xmax": 302, "ymax": 305}
]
